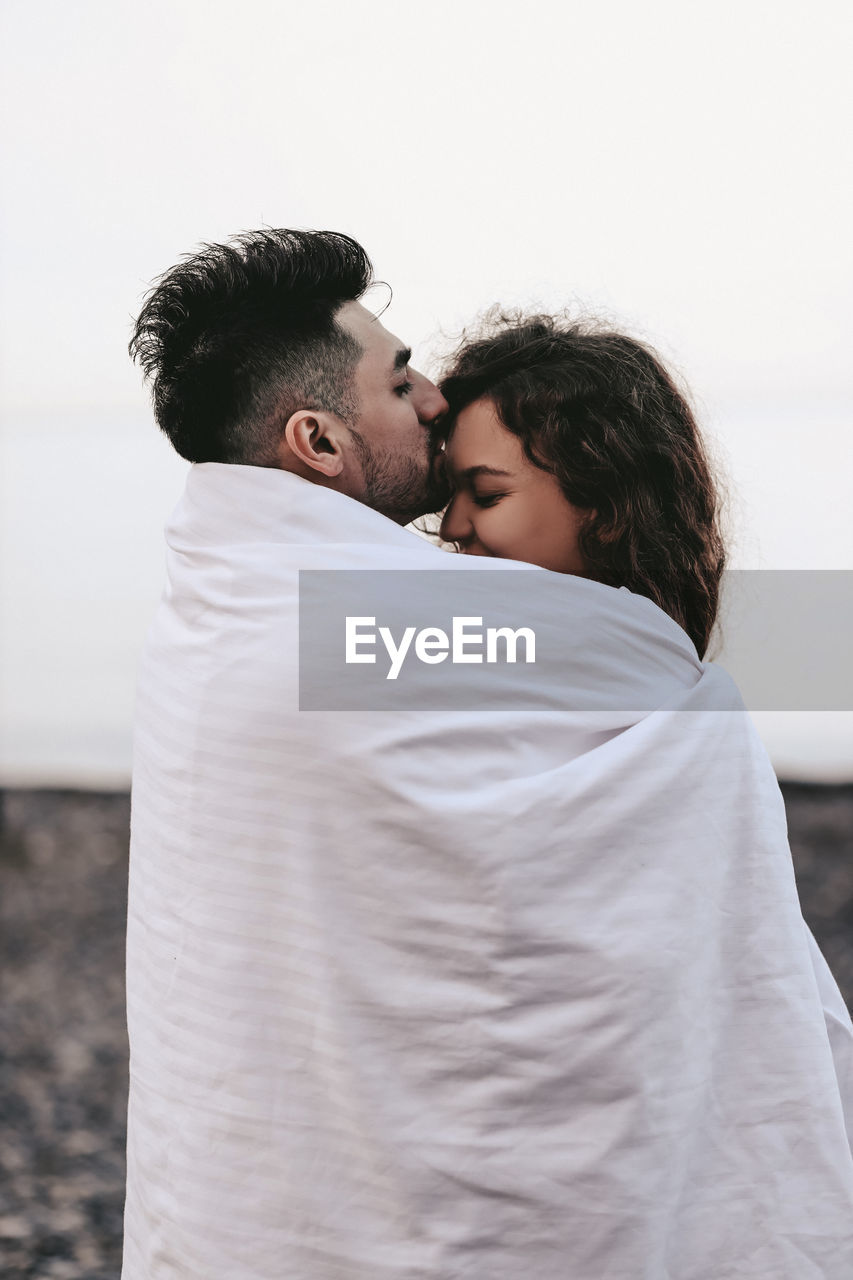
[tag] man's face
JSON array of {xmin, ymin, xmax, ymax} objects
[{"xmin": 336, "ymin": 301, "xmax": 451, "ymax": 525}]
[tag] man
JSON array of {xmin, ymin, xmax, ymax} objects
[
  {"xmin": 128, "ymin": 228, "xmax": 450, "ymax": 523},
  {"xmin": 123, "ymin": 229, "xmax": 853, "ymax": 1279}
]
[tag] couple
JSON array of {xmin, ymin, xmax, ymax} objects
[
  {"xmin": 128, "ymin": 229, "xmax": 721, "ymax": 655},
  {"xmin": 122, "ymin": 230, "xmax": 853, "ymax": 1279}
]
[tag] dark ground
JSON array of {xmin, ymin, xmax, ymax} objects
[{"xmin": 0, "ymin": 783, "xmax": 851, "ymax": 1279}]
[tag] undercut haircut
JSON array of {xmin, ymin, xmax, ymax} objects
[{"xmin": 129, "ymin": 229, "xmax": 374, "ymax": 464}]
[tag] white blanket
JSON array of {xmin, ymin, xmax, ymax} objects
[{"xmin": 123, "ymin": 462, "xmax": 853, "ymax": 1279}]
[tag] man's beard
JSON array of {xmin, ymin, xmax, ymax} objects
[{"xmin": 350, "ymin": 430, "xmax": 451, "ymax": 526}]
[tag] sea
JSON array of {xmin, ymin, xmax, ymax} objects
[{"xmin": 1, "ymin": 409, "xmax": 851, "ymax": 786}]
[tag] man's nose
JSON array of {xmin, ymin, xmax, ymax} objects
[
  {"xmin": 411, "ymin": 369, "xmax": 449, "ymax": 425},
  {"xmin": 439, "ymin": 495, "xmax": 470, "ymax": 545}
]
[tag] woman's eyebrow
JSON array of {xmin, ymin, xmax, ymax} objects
[{"xmin": 458, "ymin": 465, "xmax": 513, "ymax": 480}]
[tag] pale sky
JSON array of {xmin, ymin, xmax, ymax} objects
[
  {"xmin": 1, "ymin": 0, "xmax": 851, "ymax": 782},
  {"xmin": 2, "ymin": 0, "xmax": 851, "ymax": 409}
]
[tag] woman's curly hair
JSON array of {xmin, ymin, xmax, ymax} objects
[{"xmin": 438, "ymin": 311, "xmax": 727, "ymax": 657}]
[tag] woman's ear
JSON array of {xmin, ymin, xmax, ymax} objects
[{"xmin": 279, "ymin": 410, "xmax": 345, "ymax": 477}]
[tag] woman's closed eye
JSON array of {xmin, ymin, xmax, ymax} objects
[{"xmin": 472, "ymin": 491, "xmax": 507, "ymax": 508}]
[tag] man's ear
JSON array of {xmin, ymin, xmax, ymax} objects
[{"xmin": 279, "ymin": 410, "xmax": 346, "ymax": 477}]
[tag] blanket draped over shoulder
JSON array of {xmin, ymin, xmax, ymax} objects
[{"xmin": 123, "ymin": 463, "xmax": 853, "ymax": 1279}]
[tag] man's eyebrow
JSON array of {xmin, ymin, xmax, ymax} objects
[{"xmin": 391, "ymin": 347, "xmax": 412, "ymax": 374}]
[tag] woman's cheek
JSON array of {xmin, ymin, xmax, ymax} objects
[{"xmin": 478, "ymin": 507, "xmax": 512, "ymax": 556}]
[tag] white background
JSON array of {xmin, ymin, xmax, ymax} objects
[{"xmin": 1, "ymin": 0, "xmax": 851, "ymax": 784}]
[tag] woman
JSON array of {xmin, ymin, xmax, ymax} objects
[{"xmin": 436, "ymin": 310, "xmax": 726, "ymax": 658}]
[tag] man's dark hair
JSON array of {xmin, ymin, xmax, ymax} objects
[
  {"xmin": 129, "ymin": 229, "xmax": 374, "ymax": 464},
  {"xmin": 440, "ymin": 310, "xmax": 728, "ymax": 658}
]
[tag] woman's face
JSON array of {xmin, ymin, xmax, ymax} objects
[{"xmin": 439, "ymin": 398, "xmax": 592, "ymax": 574}]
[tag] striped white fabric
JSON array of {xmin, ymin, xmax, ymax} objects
[{"xmin": 123, "ymin": 463, "xmax": 853, "ymax": 1278}]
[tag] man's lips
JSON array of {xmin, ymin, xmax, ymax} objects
[
  {"xmin": 429, "ymin": 428, "xmax": 446, "ymax": 456},
  {"xmin": 427, "ymin": 447, "xmax": 452, "ymax": 507}
]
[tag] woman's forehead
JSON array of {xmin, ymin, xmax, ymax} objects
[{"xmin": 446, "ymin": 400, "xmax": 520, "ymax": 468}]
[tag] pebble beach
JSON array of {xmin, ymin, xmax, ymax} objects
[{"xmin": 1, "ymin": 783, "xmax": 851, "ymax": 1278}]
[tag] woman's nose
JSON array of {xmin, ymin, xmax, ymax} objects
[{"xmin": 439, "ymin": 495, "xmax": 470, "ymax": 545}]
